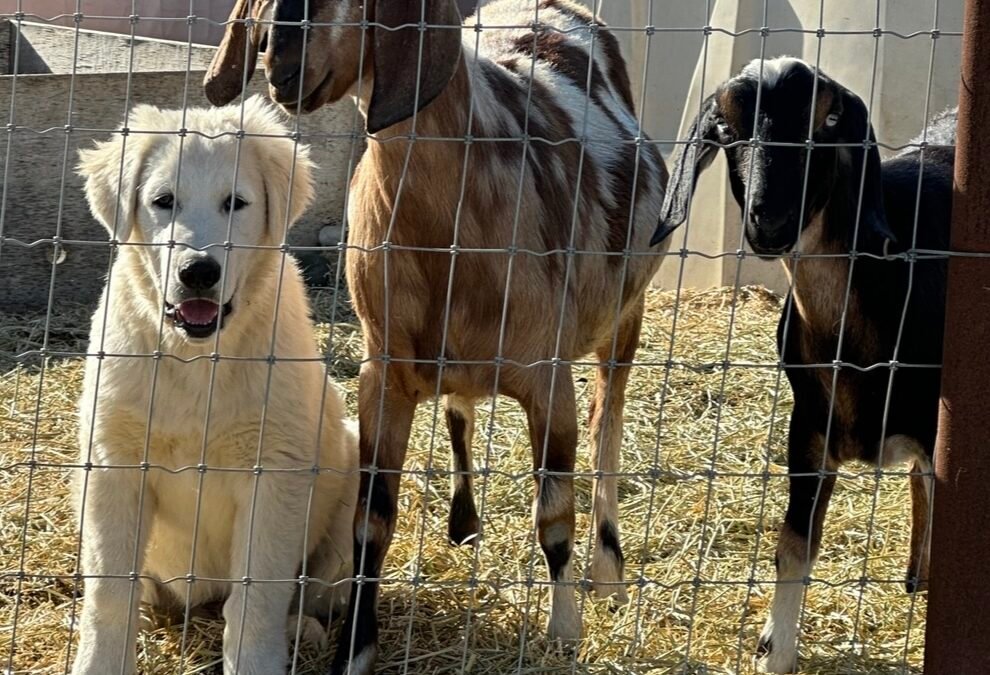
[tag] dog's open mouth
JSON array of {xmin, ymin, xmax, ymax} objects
[{"xmin": 164, "ymin": 299, "xmax": 234, "ymax": 339}]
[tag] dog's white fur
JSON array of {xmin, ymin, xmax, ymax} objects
[{"xmin": 72, "ymin": 96, "xmax": 357, "ymax": 675}]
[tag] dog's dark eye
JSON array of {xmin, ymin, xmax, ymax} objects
[
  {"xmin": 152, "ymin": 193, "xmax": 175, "ymax": 210},
  {"xmin": 223, "ymin": 195, "xmax": 249, "ymax": 213}
]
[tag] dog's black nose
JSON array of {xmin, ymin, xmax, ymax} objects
[{"xmin": 178, "ymin": 257, "xmax": 222, "ymax": 291}]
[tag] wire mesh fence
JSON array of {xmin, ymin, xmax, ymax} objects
[{"xmin": 0, "ymin": 1, "xmax": 966, "ymax": 673}]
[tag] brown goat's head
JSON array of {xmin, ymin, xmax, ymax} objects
[{"xmin": 204, "ymin": 0, "xmax": 463, "ymax": 134}]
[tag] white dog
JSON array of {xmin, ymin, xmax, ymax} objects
[{"xmin": 71, "ymin": 96, "xmax": 356, "ymax": 675}]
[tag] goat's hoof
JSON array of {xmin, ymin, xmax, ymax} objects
[
  {"xmin": 447, "ymin": 513, "xmax": 481, "ymax": 546},
  {"xmin": 547, "ymin": 610, "xmax": 582, "ymax": 646},
  {"xmin": 447, "ymin": 497, "xmax": 481, "ymax": 547},
  {"xmin": 329, "ymin": 645, "xmax": 377, "ymax": 675},
  {"xmin": 906, "ymin": 574, "xmax": 929, "ymax": 594},
  {"xmin": 590, "ymin": 581, "xmax": 629, "ymax": 608},
  {"xmin": 754, "ymin": 636, "xmax": 797, "ymax": 673},
  {"xmin": 589, "ymin": 544, "xmax": 627, "ymax": 607}
]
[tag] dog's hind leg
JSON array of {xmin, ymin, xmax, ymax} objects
[{"xmin": 71, "ymin": 461, "xmax": 153, "ymax": 675}]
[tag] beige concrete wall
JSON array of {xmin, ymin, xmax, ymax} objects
[
  {"xmin": 0, "ymin": 0, "xmax": 234, "ymax": 44},
  {"xmin": 2, "ymin": 20, "xmax": 216, "ymax": 73}
]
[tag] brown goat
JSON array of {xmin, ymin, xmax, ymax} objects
[{"xmin": 205, "ymin": 1, "xmax": 669, "ymax": 672}]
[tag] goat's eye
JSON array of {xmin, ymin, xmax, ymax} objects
[
  {"xmin": 223, "ymin": 195, "xmax": 249, "ymax": 212},
  {"xmin": 152, "ymin": 193, "xmax": 175, "ymax": 210},
  {"xmin": 825, "ymin": 112, "xmax": 840, "ymax": 128}
]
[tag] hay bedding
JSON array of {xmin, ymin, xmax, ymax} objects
[{"xmin": 0, "ymin": 285, "xmax": 925, "ymax": 674}]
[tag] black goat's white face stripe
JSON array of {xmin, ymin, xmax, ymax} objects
[{"xmin": 742, "ymin": 56, "xmax": 809, "ymax": 89}]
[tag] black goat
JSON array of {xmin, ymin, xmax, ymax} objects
[{"xmin": 653, "ymin": 57, "xmax": 954, "ymax": 672}]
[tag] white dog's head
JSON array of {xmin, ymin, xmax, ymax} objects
[{"xmin": 77, "ymin": 95, "xmax": 314, "ymax": 341}]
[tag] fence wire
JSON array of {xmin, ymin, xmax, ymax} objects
[{"xmin": 0, "ymin": 1, "xmax": 962, "ymax": 673}]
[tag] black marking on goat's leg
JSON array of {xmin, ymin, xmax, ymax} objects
[
  {"xmin": 331, "ymin": 472, "xmax": 395, "ymax": 675},
  {"xmin": 543, "ymin": 537, "xmax": 573, "ymax": 579},
  {"xmin": 446, "ymin": 404, "xmax": 480, "ymax": 546},
  {"xmin": 598, "ymin": 520, "xmax": 624, "ymax": 567},
  {"xmin": 537, "ymin": 476, "xmax": 576, "ymax": 580}
]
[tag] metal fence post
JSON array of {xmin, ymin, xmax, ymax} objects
[{"xmin": 924, "ymin": 0, "xmax": 990, "ymax": 672}]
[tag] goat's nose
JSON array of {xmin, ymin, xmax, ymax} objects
[
  {"xmin": 178, "ymin": 257, "xmax": 222, "ymax": 291},
  {"xmin": 269, "ymin": 62, "xmax": 301, "ymax": 92},
  {"xmin": 749, "ymin": 204, "xmax": 770, "ymax": 221}
]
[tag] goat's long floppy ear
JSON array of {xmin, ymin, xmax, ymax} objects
[
  {"xmin": 368, "ymin": 0, "xmax": 463, "ymax": 134},
  {"xmin": 842, "ymin": 92, "xmax": 896, "ymax": 249},
  {"xmin": 204, "ymin": 0, "xmax": 264, "ymax": 106},
  {"xmin": 76, "ymin": 108, "xmax": 157, "ymax": 242},
  {"xmin": 651, "ymin": 94, "xmax": 722, "ymax": 246}
]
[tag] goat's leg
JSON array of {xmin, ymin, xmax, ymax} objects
[
  {"xmin": 330, "ymin": 361, "xmax": 417, "ymax": 675},
  {"xmin": 757, "ymin": 424, "xmax": 834, "ymax": 674},
  {"xmin": 445, "ymin": 394, "xmax": 480, "ymax": 546},
  {"xmin": 521, "ymin": 368, "xmax": 581, "ymax": 643},
  {"xmin": 907, "ymin": 455, "xmax": 933, "ymax": 593},
  {"xmin": 588, "ymin": 308, "xmax": 642, "ymax": 604}
]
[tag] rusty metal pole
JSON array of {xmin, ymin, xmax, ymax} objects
[{"xmin": 924, "ymin": 0, "xmax": 990, "ymax": 672}]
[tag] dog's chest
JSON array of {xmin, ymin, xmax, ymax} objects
[{"xmin": 90, "ymin": 356, "xmax": 276, "ymax": 467}]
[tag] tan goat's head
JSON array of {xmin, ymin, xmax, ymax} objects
[{"xmin": 203, "ymin": 0, "xmax": 463, "ymax": 133}]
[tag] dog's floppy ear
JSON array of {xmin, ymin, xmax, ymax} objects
[
  {"xmin": 651, "ymin": 93, "xmax": 723, "ymax": 246},
  {"xmin": 367, "ymin": 0, "xmax": 463, "ymax": 134},
  {"xmin": 204, "ymin": 0, "xmax": 269, "ymax": 106},
  {"xmin": 76, "ymin": 106, "xmax": 159, "ymax": 242},
  {"xmin": 243, "ymin": 96, "xmax": 316, "ymax": 236},
  {"xmin": 839, "ymin": 90, "xmax": 895, "ymax": 250}
]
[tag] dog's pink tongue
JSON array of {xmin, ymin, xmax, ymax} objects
[{"xmin": 177, "ymin": 299, "xmax": 220, "ymax": 325}]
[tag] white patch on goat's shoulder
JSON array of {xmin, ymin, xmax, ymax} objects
[
  {"xmin": 742, "ymin": 56, "xmax": 809, "ymax": 88},
  {"xmin": 531, "ymin": 61, "xmax": 625, "ymax": 210}
]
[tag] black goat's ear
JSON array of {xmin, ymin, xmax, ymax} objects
[
  {"xmin": 840, "ymin": 92, "xmax": 896, "ymax": 250},
  {"xmin": 651, "ymin": 94, "xmax": 722, "ymax": 246}
]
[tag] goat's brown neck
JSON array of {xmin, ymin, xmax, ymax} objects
[
  {"xmin": 358, "ymin": 54, "xmax": 472, "ymax": 214},
  {"xmin": 782, "ymin": 213, "xmax": 853, "ymax": 336}
]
